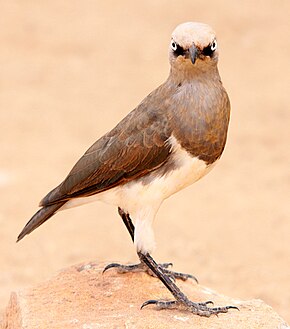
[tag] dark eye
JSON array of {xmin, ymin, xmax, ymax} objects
[
  {"xmin": 211, "ymin": 40, "xmax": 217, "ymax": 51},
  {"xmin": 203, "ymin": 40, "xmax": 218, "ymax": 57},
  {"xmin": 171, "ymin": 41, "xmax": 177, "ymax": 51},
  {"xmin": 171, "ymin": 40, "xmax": 185, "ymax": 56}
]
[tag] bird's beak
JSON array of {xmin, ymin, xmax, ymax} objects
[{"xmin": 188, "ymin": 44, "xmax": 198, "ymax": 65}]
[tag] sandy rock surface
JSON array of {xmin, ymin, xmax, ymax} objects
[{"xmin": 2, "ymin": 262, "xmax": 289, "ymax": 329}]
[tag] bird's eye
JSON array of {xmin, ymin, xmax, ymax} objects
[
  {"xmin": 202, "ymin": 40, "xmax": 218, "ymax": 57},
  {"xmin": 211, "ymin": 40, "xmax": 217, "ymax": 52},
  {"xmin": 171, "ymin": 41, "xmax": 185, "ymax": 56},
  {"xmin": 171, "ymin": 41, "xmax": 177, "ymax": 51}
]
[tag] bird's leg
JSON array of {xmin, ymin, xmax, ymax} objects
[
  {"xmin": 118, "ymin": 207, "xmax": 135, "ymax": 242},
  {"xmin": 103, "ymin": 208, "xmax": 174, "ymax": 275},
  {"xmin": 138, "ymin": 251, "xmax": 238, "ymax": 316},
  {"xmin": 105, "ymin": 209, "xmax": 238, "ymax": 316},
  {"xmin": 103, "ymin": 208, "xmax": 197, "ymax": 282},
  {"xmin": 103, "ymin": 208, "xmax": 147, "ymax": 274}
]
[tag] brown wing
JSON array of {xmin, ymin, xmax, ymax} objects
[{"xmin": 40, "ymin": 103, "xmax": 172, "ymax": 206}]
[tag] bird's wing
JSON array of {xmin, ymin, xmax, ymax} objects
[{"xmin": 40, "ymin": 104, "xmax": 172, "ymax": 206}]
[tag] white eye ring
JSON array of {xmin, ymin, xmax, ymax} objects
[
  {"xmin": 171, "ymin": 40, "xmax": 177, "ymax": 51},
  {"xmin": 211, "ymin": 40, "xmax": 217, "ymax": 51}
]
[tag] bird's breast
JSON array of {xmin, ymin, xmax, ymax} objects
[{"xmin": 170, "ymin": 81, "xmax": 230, "ymax": 164}]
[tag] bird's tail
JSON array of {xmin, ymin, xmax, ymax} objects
[{"xmin": 17, "ymin": 202, "xmax": 66, "ymax": 242}]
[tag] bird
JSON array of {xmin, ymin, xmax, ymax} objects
[{"xmin": 17, "ymin": 22, "xmax": 237, "ymax": 316}]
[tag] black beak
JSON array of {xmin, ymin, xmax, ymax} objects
[{"xmin": 188, "ymin": 44, "xmax": 198, "ymax": 64}]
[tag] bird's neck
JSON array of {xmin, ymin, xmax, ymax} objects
[{"xmin": 168, "ymin": 63, "xmax": 220, "ymax": 85}]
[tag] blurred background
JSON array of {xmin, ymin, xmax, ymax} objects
[{"xmin": 0, "ymin": 0, "xmax": 289, "ymax": 323}]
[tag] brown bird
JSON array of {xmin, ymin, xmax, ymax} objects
[{"xmin": 18, "ymin": 22, "xmax": 237, "ymax": 316}]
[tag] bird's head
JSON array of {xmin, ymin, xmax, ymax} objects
[{"xmin": 169, "ymin": 22, "xmax": 219, "ymax": 72}]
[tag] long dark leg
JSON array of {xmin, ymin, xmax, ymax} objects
[
  {"xmin": 104, "ymin": 208, "xmax": 238, "ymax": 316},
  {"xmin": 118, "ymin": 207, "xmax": 135, "ymax": 242}
]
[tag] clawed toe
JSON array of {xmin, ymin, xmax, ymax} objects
[
  {"xmin": 162, "ymin": 267, "xmax": 198, "ymax": 283},
  {"xmin": 198, "ymin": 300, "xmax": 214, "ymax": 307},
  {"xmin": 103, "ymin": 261, "xmax": 198, "ymax": 283},
  {"xmin": 156, "ymin": 263, "xmax": 198, "ymax": 283},
  {"xmin": 158, "ymin": 262, "xmax": 173, "ymax": 269},
  {"xmin": 141, "ymin": 300, "xmax": 177, "ymax": 310},
  {"xmin": 141, "ymin": 298, "xmax": 239, "ymax": 316},
  {"xmin": 102, "ymin": 262, "xmax": 145, "ymax": 274},
  {"xmin": 102, "ymin": 263, "xmax": 121, "ymax": 274}
]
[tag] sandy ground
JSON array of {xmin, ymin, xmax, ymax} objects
[{"xmin": 0, "ymin": 0, "xmax": 289, "ymax": 323}]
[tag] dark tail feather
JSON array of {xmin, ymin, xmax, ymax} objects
[{"xmin": 17, "ymin": 202, "xmax": 66, "ymax": 242}]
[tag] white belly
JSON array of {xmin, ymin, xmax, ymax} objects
[{"xmin": 61, "ymin": 136, "xmax": 216, "ymax": 253}]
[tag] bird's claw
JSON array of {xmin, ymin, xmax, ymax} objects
[
  {"xmin": 141, "ymin": 298, "xmax": 239, "ymax": 316},
  {"xmin": 102, "ymin": 263, "xmax": 121, "ymax": 274},
  {"xmin": 102, "ymin": 262, "xmax": 144, "ymax": 274},
  {"xmin": 141, "ymin": 300, "xmax": 177, "ymax": 310},
  {"xmin": 103, "ymin": 261, "xmax": 198, "ymax": 283},
  {"xmin": 158, "ymin": 262, "xmax": 173, "ymax": 269},
  {"xmin": 162, "ymin": 267, "xmax": 198, "ymax": 283}
]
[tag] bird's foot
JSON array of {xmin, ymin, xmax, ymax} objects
[
  {"xmin": 103, "ymin": 262, "xmax": 147, "ymax": 274},
  {"xmin": 162, "ymin": 266, "xmax": 198, "ymax": 283},
  {"xmin": 141, "ymin": 299, "xmax": 239, "ymax": 317},
  {"xmin": 136, "ymin": 252, "xmax": 238, "ymax": 317},
  {"xmin": 103, "ymin": 262, "xmax": 197, "ymax": 283}
]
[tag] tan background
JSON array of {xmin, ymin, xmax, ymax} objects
[{"xmin": 0, "ymin": 0, "xmax": 289, "ymax": 323}]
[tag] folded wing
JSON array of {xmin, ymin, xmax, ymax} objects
[{"xmin": 41, "ymin": 106, "xmax": 172, "ymax": 207}]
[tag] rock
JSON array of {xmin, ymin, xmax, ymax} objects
[{"xmin": 1, "ymin": 261, "xmax": 289, "ymax": 329}]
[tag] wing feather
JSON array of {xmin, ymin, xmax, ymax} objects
[{"xmin": 40, "ymin": 99, "xmax": 172, "ymax": 206}]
